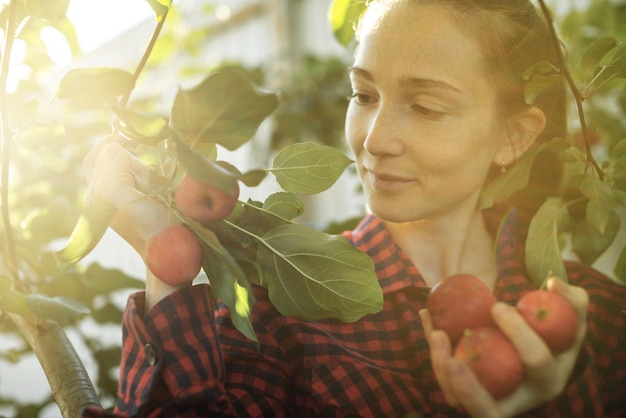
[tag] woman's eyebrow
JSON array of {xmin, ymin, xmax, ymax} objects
[{"xmin": 349, "ymin": 66, "xmax": 462, "ymax": 93}]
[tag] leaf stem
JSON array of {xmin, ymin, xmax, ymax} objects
[
  {"xmin": 536, "ymin": 0, "xmax": 604, "ymax": 180},
  {"xmin": 0, "ymin": 0, "xmax": 22, "ymax": 287},
  {"xmin": 119, "ymin": 8, "xmax": 170, "ymax": 108},
  {"xmin": 239, "ymin": 200, "xmax": 296, "ymax": 224}
]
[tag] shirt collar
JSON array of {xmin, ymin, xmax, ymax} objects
[{"xmin": 347, "ymin": 206, "xmax": 533, "ymax": 297}]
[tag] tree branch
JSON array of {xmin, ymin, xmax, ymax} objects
[{"xmin": 536, "ymin": 0, "xmax": 604, "ymax": 180}]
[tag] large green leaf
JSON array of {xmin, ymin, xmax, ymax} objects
[
  {"xmin": 525, "ymin": 198, "xmax": 569, "ymax": 286},
  {"xmin": 271, "ymin": 142, "xmax": 353, "ymax": 194},
  {"xmin": 170, "ymin": 66, "xmax": 279, "ymax": 152},
  {"xmin": 328, "ymin": 0, "xmax": 367, "ymax": 47},
  {"xmin": 257, "ymin": 223, "xmax": 383, "ymax": 322},
  {"xmin": 55, "ymin": 67, "xmax": 134, "ymax": 105},
  {"xmin": 54, "ymin": 198, "xmax": 117, "ymax": 266}
]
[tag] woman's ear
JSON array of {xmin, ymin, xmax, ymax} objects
[{"xmin": 495, "ymin": 106, "xmax": 547, "ymax": 166}]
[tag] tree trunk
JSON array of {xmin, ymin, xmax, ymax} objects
[{"xmin": 10, "ymin": 314, "xmax": 101, "ymax": 418}]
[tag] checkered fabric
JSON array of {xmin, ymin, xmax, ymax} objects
[{"xmin": 81, "ymin": 207, "xmax": 625, "ymax": 417}]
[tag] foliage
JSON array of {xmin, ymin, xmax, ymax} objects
[
  {"xmin": 1, "ymin": 1, "xmax": 382, "ymax": 415},
  {"xmin": 0, "ymin": 0, "xmax": 624, "ymax": 416}
]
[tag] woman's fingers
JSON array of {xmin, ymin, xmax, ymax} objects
[
  {"xmin": 419, "ymin": 309, "xmax": 459, "ymax": 407},
  {"xmin": 490, "ymin": 279, "xmax": 589, "ymax": 417},
  {"xmin": 84, "ymin": 138, "xmax": 151, "ymax": 209},
  {"xmin": 445, "ymin": 357, "xmax": 504, "ymax": 418}
]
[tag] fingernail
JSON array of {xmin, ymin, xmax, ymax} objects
[{"xmin": 492, "ymin": 302, "xmax": 510, "ymax": 320}]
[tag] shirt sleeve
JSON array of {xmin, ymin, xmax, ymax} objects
[
  {"xmin": 80, "ymin": 283, "xmax": 297, "ymax": 418},
  {"xmin": 120, "ymin": 284, "xmax": 236, "ymax": 416}
]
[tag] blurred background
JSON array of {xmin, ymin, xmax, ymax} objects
[{"xmin": 0, "ymin": 0, "xmax": 624, "ymax": 416}]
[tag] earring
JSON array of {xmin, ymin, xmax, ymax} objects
[{"xmin": 501, "ymin": 158, "xmax": 507, "ymax": 174}]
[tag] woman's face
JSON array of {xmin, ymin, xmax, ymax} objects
[{"xmin": 345, "ymin": 3, "xmax": 508, "ymax": 223}]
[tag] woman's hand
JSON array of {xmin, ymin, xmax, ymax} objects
[
  {"xmin": 420, "ymin": 277, "xmax": 589, "ymax": 418},
  {"xmin": 84, "ymin": 134, "xmax": 186, "ymax": 312}
]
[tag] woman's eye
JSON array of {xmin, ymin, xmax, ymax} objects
[
  {"xmin": 412, "ymin": 104, "xmax": 445, "ymax": 120},
  {"xmin": 349, "ymin": 92, "xmax": 375, "ymax": 105}
]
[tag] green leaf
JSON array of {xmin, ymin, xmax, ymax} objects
[
  {"xmin": 193, "ymin": 222, "xmax": 257, "ymax": 341},
  {"xmin": 145, "ymin": 0, "xmax": 172, "ymax": 21},
  {"xmin": 524, "ymin": 74, "xmax": 565, "ymax": 105},
  {"xmin": 581, "ymin": 37, "xmax": 618, "ymax": 72},
  {"xmin": 85, "ymin": 264, "xmax": 145, "ymax": 295},
  {"xmin": 480, "ymin": 138, "xmax": 570, "ymax": 209},
  {"xmin": 257, "ymin": 223, "xmax": 383, "ymax": 322},
  {"xmin": 203, "ymin": 247, "xmax": 257, "ymax": 342},
  {"xmin": 262, "ymin": 192, "xmax": 305, "ymax": 221},
  {"xmin": 579, "ymin": 175, "xmax": 613, "ymax": 234},
  {"xmin": 240, "ymin": 169, "xmax": 267, "ymax": 187},
  {"xmin": 26, "ymin": 294, "xmax": 90, "ymax": 325},
  {"xmin": 111, "ymin": 106, "xmax": 171, "ymax": 145},
  {"xmin": 54, "ymin": 198, "xmax": 117, "ymax": 266},
  {"xmin": 584, "ymin": 44, "xmax": 626, "ymax": 96},
  {"xmin": 525, "ymin": 198, "xmax": 569, "ymax": 286},
  {"xmin": 271, "ymin": 142, "xmax": 353, "ymax": 194},
  {"xmin": 571, "ymin": 210, "xmax": 620, "ymax": 266},
  {"xmin": 172, "ymin": 137, "xmax": 240, "ymax": 196},
  {"xmin": 170, "ymin": 66, "xmax": 279, "ymax": 152},
  {"xmin": 55, "ymin": 68, "xmax": 134, "ymax": 105},
  {"xmin": 25, "ymin": 0, "xmax": 69, "ymax": 20},
  {"xmin": 0, "ymin": 290, "xmax": 30, "ymax": 317},
  {"xmin": 521, "ymin": 61, "xmax": 559, "ymax": 80},
  {"xmin": 328, "ymin": 0, "xmax": 367, "ymax": 47}
]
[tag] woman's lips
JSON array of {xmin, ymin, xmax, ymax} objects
[{"xmin": 367, "ymin": 170, "xmax": 414, "ymax": 191}]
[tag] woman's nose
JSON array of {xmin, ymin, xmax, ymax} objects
[{"xmin": 363, "ymin": 105, "xmax": 404, "ymax": 157}]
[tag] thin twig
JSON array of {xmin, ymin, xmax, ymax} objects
[
  {"xmin": 0, "ymin": 0, "xmax": 22, "ymax": 286},
  {"xmin": 536, "ymin": 0, "xmax": 604, "ymax": 180},
  {"xmin": 119, "ymin": 9, "xmax": 170, "ymax": 108}
]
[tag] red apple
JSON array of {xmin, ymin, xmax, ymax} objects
[
  {"xmin": 175, "ymin": 172, "xmax": 240, "ymax": 224},
  {"xmin": 454, "ymin": 326, "xmax": 524, "ymax": 400},
  {"xmin": 427, "ymin": 274, "xmax": 497, "ymax": 345},
  {"xmin": 146, "ymin": 223, "xmax": 203, "ymax": 286},
  {"xmin": 515, "ymin": 289, "xmax": 578, "ymax": 354}
]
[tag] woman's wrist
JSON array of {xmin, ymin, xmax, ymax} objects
[{"xmin": 144, "ymin": 270, "xmax": 190, "ymax": 314}]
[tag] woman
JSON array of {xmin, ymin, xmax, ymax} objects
[{"xmin": 81, "ymin": 0, "xmax": 626, "ymax": 417}]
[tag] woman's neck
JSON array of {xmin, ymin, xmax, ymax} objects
[{"xmin": 383, "ymin": 204, "xmax": 497, "ymax": 290}]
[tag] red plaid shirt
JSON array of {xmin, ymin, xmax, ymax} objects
[{"xmin": 82, "ymin": 208, "xmax": 626, "ymax": 417}]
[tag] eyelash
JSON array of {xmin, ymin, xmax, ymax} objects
[
  {"xmin": 349, "ymin": 92, "xmax": 446, "ymax": 121},
  {"xmin": 347, "ymin": 92, "xmax": 375, "ymax": 105},
  {"xmin": 411, "ymin": 104, "xmax": 445, "ymax": 120}
]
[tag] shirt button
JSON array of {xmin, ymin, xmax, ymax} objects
[{"xmin": 144, "ymin": 343, "xmax": 158, "ymax": 366}]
